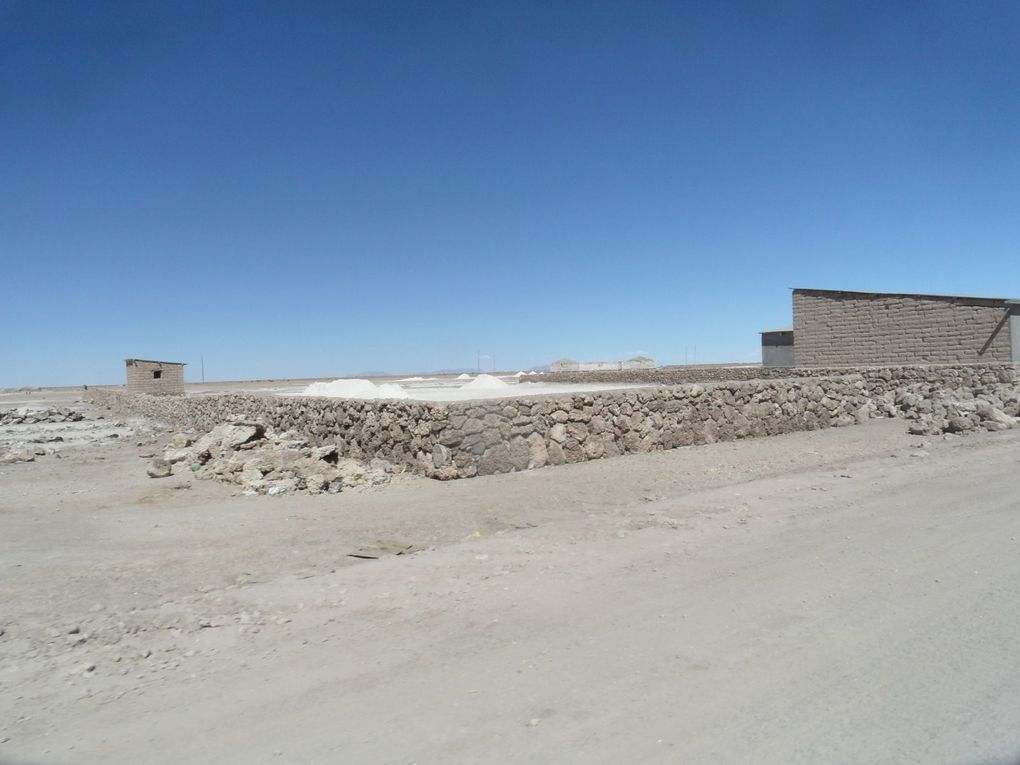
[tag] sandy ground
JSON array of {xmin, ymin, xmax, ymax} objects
[{"xmin": 2, "ymin": 393, "xmax": 1020, "ymax": 764}]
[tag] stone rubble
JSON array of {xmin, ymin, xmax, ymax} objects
[
  {"xmin": 149, "ymin": 421, "xmax": 399, "ymax": 495},
  {"xmin": 0, "ymin": 402, "xmax": 164, "ymax": 466},
  {"xmin": 0, "ymin": 407, "xmax": 86, "ymax": 425},
  {"xmin": 0, "ymin": 445, "xmax": 48, "ymax": 464},
  {"xmin": 884, "ymin": 382, "xmax": 1020, "ymax": 436}
]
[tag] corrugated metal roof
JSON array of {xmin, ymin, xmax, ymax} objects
[{"xmin": 759, "ymin": 326, "xmax": 793, "ymax": 334}]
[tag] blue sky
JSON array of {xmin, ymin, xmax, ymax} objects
[{"xmin": 2, "ymin": 1, "xmax": 1019, "ymax": 386}]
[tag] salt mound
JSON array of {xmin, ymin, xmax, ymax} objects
[
  {"xmin": 456, "ymin": 373, "xmax": 473, "ymax": 380},
  {"xmin": 462, "ymin": 374, "xmax": 510, "ymax": 390},
  {"xmin": 300, "ymin": 379, "xmax": 409, "ymax": 400},
  {"xmin": 397, "ymin": 376, "xmax": 425, "ymax": 382}
]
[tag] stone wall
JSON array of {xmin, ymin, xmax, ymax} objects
[
  {"xmin": 87, "ymin": 388, "xmax": 449, "ymax": 469},
  {"xmin": 532, "ymin": 362, "xmax": 1015, "ymax": 391},
  {"xmin": 533, "ymin": 365, "xmax": 764, "ymax": 385},
  {"xmin": 793, "ymin": 289, "xmax": 1015, "ymax": 367},
  {"xmin": 762, "ymin": 363, "xmax": 1015, "ymax": 393},
  {"xmin": 86, "ymin": 364, "xmax": 1016, "ymax": 480},
  {"xmin": 423, "ymin": 376, "xmax": 875, "ymax": 479}
]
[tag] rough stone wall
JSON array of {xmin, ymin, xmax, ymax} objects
[
  {"xmin": 86, "ymin": 364, "xmax": 1016, "ymax": 480},
  {"xmin": 78, "ymin": 375, "xmax": 869, "ymax": 480},
  {"xmin": 761, "ymin": 364, "xmax": 1015, "ymax": 394},
  {"xmin": 86, "ymin": 389, "xmax": 450, "ymax": 469},
  {"xmin": 535, "ymin": 362, "xmax": 1016, "ymax": 390},
  {"xmin": 125, "ymin": 361, "xmax": 186, "ymax": 395},
  {"xmin": 534, "ymin": 365, "xmax": 764, "ymax": 385},
  {"xmin": 425, "ymin": 376, "xmax": 874, "ymax": 479},
  {"xmin": 793, "ymin": 289, "xmax": 1015, "ymax": 367}
]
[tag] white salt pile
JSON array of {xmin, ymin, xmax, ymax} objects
[
  {"xmin": 461, "ymin": 374, "xmax": 510, "ymax": 390},
  {"xmin": 456, "ymin": 373, "xmax": 473, "ymax": 380},
  {"xmin": 300, "ymin": 379, "xmax": 409, "ymax": 399}
]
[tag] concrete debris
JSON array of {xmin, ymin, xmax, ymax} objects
[{"xmin": 152, "ymin": 421, "xmax": 399, "ymax": 495}]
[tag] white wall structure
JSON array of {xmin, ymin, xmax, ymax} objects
[
  {"xmin": 549, "ymin": 358, "xmax": 580, "ymax": 372},
  {"xmin": 551, "ymin": 356, "xmax": 656, "ymax": 372}
]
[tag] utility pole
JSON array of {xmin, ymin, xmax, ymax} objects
[{"xmin": 201, "ymin": 355, "xmax": 205, "ymax": 383}]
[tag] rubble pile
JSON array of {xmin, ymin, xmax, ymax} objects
[
  {"xmin": 150, "ymin": 421, "xmax": 399, "ymax": 495},
  {"xmin": 0, "ymin": 407, "xmax": 86, "ymax": 425},
  {"xmin": 0, "ymin": 405, "xmax": 109, "ymax": 463},
  {"xmin": 885, "ymin": 382, "xmax": 1020, "ymax": 436}
]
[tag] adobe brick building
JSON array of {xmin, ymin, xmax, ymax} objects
[
  {"xmin": 125, "ymin": 359, "xmax": 186, "ymax": 395},
  {"xmin": 792, "ymin": 288, "xmax": 1019, "ymax": 367}
]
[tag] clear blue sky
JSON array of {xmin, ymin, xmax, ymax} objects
[{"xmin": 3, "ymin": 1, "xmax": 1019, "ymax": 386}]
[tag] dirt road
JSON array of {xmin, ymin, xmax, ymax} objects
[{"xmin": 2, "ymin": 413, "xmax": 1019, "ymax": 764}]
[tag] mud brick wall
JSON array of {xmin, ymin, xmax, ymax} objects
[
  {"xmin": 125, "ymin": 361, "xmax": 185, "ymax": 395},
  {"xmin": 793, "ymin": 289, "xmax": 1015, "ymax": 367}
]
